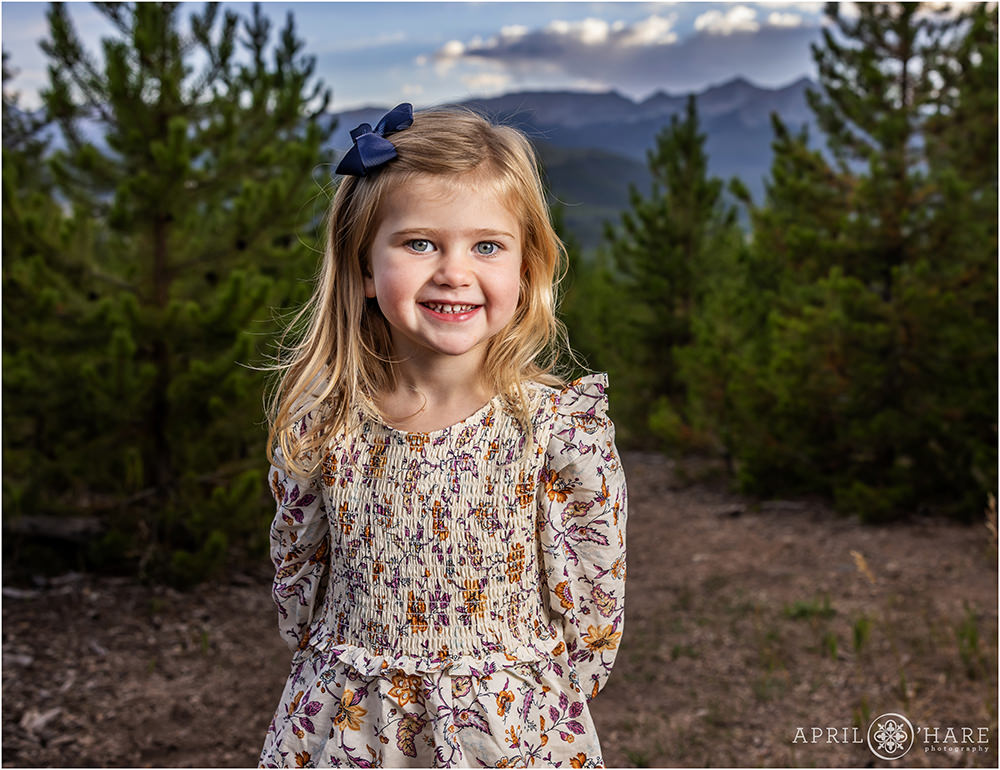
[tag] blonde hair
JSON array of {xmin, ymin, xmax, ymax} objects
[{"xmin": 266, "ymin": 107, "xmax": 572, "ymax": 477}]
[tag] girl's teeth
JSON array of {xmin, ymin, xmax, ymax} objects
[{"xmin": 425, "ymin": 303, "xmax": 477, "ymax": 314}]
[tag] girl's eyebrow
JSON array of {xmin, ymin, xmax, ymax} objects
[{"xmin": 391, "ymin": 227, "xmax": 517, "ymax": 240}]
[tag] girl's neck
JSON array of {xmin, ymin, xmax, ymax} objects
[{"xmin": 376, "ymin": 356, "xmax": 494, "ymax": 433}]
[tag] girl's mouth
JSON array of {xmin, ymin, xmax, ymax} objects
[{"xmin": 419, "ymin": 302, "xmax": 482, "ymax": 321}]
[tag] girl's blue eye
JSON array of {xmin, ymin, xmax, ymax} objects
[
  {"xmin": 408, "ymin": 239, "xmax": 432, "ymax": 253},
  {"xmin": 475, "ymin": 241, "xmax": 499, "ymax": 256}
]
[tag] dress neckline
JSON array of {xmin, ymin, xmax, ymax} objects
[{"xmin": 365, "ymin": 393, "xmax": 504, "ymax": 439}]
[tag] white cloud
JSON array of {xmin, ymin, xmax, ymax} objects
[
  {"xmin": 768, "ymin": 11, "xmax": 803, "ymax": 27},
  {"xmin": 620, "ymin": 14, "xmax": 679, "ymax": 46},
  {"xmin": 425, "ymin": 8, "xmax": 821, "ymax": 99},
  {"xmin": 540, "ymin": 17, "xmax": 611, "ymax": 45},
  {"xmin": 756, "ymin": 1, "xmax": 824, "ymax": 10},
  {"xmin": 401, "ymin": 83, "xmax": 424, "ymax": 96},
  {"xmin": 579, "ymin": 18, "xmax": 611, "ymax": 45},
  {"xmin": 920, "ymin": 0, "xmax": 999, "ymax": 25},
  {"xmin": 440, "ymin": 40, "xmax": 466, "ymax": 58},
  {"xmin": 839, "ymin": 3, "xmax": 861, "ymax": 20},
  {"xmin": 694, "ymin": 6, "xmax": 761, "ymax": 35},
  {"xmin": 434, "ymin": 40, "xmax": 466, "ymax": 75},
  {"xmin": 433, "ymin": 12, "xmax": 680, "ymax": 65},
  {"xmin": 500, "ymin": 25, "xmax": 529, "ymax": 40}
]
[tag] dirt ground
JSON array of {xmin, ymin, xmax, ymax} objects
[{"xmin": 3, "ymin": 452, "xmax": 997, "ymax": 768}]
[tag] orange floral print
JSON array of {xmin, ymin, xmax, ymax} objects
[
  {"xmin": 515, "ymin": 470, "xmax": 534, "ymax": 507},
  {"xmin": 321, "ymin": 451, "xmax": 337, "ymax": 486},
  {"xmin": 544, "ymin": 468, "xmax": 574, "ymax": 503},
  {"xmin": 496, "ymin": 689, "xmax": 515, "ymax": 717},
  {"xmin": 462, "ymin": 579, "xmax": 485, "ymax": 619},
  {"xmin": 505, "ymin": 543, "xmax": 525, "ymax": 583},
  {"xmin": 406, "ymin": 432, "xmax": 429, "ymax": 452},
  {"xmin": 407, "ymin": 591, "xmax": 428, "ymax": 634},
  {"xmin": 387, "ymin": 673, "xmax": 422, "ymax": 706},
  {"xmin": 337, "ymin": 501, "xmax": 352, "ymax": 535},
  {"xmin": 582, "ymin": 624, "xmax": 622, "ymax": 652},
  {"xmin": 367, "ymin": 442, "xmax": 388, "ymax": 478},
  {"xmin": 271, "ymin": 470, "xmax": 287, "ymax": 501},
  {"xmin": 555, "ymin": 580, "xmax": 574, "ymax": 609},
  {"xmin": 333, "ymin": 689, "xmax": 367, "ymax": 731}
]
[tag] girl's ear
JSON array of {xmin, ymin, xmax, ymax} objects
[{"xmin": 362, "ymin": 259, "xmax": 376, "ymax": 298}]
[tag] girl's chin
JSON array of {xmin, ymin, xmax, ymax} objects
[{"xmin": 403, "ymin": 334, "xmax": 491, "ymax": 361}]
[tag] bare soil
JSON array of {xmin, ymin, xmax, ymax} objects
[{"xmin": 3, "ymin": 452, "xmax": 997, "ymax": 768}]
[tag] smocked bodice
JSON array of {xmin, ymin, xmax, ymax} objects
[{"xmin": 307, "ymin": 391, "xmax": 555, "ymax": 661}]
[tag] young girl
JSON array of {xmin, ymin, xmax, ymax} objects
[{"xmin": 259, "ymin": 103, "xmax": 627, "ymax": 769}]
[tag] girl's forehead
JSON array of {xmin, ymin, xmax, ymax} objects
[
  {"xmin": 402, "ymin": 170, "xmax": 508, "ymax": 199},
  {"xmin": 380, "ymin": 172, "xmax": 522, "ymax": 222}
]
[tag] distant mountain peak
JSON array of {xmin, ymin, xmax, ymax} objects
[
  {"xmin": 640, "ymin": 88, "xmax": 681, "ymax": 104},
  {"xmin": 722, "ymin": 74, "xmax": 756, "ymax": 87}
]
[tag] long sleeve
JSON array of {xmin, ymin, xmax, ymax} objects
[
  {"xmin": 538, "ymin": 374, "xmax": 628, "ymax": 702},
  {"xmin": 268, "ymin": 431, "xmax": 330, "ymax": 653}
]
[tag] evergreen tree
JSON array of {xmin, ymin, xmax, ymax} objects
[
  {"xmin": 3, "ymin": 3, "xmax": 333, "ymax": 580},
  {"xmin": 807, "ymin": 2, "xmax": 955, "ymax": 292},
  {"xmin": 603, "ymin": 95, "xmax": 740, "ymax": 447},
  {"xmin": 892, "ymin": 3, "xmax": 998, "ymax": 518},
  {"xmin": 552, "ymin": 205, "xmax": 606, "ymax": 373},
  {"xmin": 3, "ymin": 50, "xmax": 110, "ymax": 554},
  {"xmin": 729, "ymin": 2, "xmax": 997, "ymax": 520}
]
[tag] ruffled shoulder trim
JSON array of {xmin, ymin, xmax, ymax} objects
[
  {"xmin": 556, "ymin": 373, "xmax": 609, "ymax": 419},
  {"xmin": 541, "ymin": 373, "xmax": 612, "ymax": 465}
]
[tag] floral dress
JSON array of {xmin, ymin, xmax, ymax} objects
[{"xmin": 259, "ymin": 374, "xmax": 627, "ymax": 768}]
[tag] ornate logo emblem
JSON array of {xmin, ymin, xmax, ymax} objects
[{"xmin": 867, "ymin": 712, "xmax": 915, "ymax": 760}]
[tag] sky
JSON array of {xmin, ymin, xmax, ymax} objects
[{"xmin": 1, "ymin": 1, "xmax": 837, "ymax": 112}]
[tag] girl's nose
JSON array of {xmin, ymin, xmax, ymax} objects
[{"xmin": 433, "ymin": 249, "xmax": 473, "ymax": 287}]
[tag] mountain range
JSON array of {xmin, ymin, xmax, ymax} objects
[
  {"xmin": 27, "ymin": 76, "xmax": 821, "ymax": 251},
  {"xmin": 328, "ymin": 76, "xmax": 819, "ymax": 249}
]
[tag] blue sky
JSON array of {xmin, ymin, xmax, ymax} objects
[{"xmin": 2, "ymin": 2, "xmax": 834, "ymax": 111}]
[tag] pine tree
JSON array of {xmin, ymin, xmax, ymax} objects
[
  {"xmin": 3, "ymin": 50, "xmax": 110, "ymax": 549},
  {"xmin": 807, "ymin": 2, "xmax": 957, "ymax": 292},
  {"xmin": 893, "ymin": 3, "xmax": 998, "ymax": 517},
  {"xmin": 729, "ymin": 2, "xmax": 997, "ymax": 520},
  {"xmin": 4, "ymin": 3, "xmax": 333, "ymax": 580},
  {"xmin": 551, "ymin": 206, "xmax": 603, "ymax": 372},
  {"xmin": 603, "ymin": 95, "xmax": 740, "ymax": 447}
]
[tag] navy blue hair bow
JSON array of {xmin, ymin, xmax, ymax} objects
[{"xmin": 335, "ymin": 103, "xmax": 414, "ymax": 177}]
